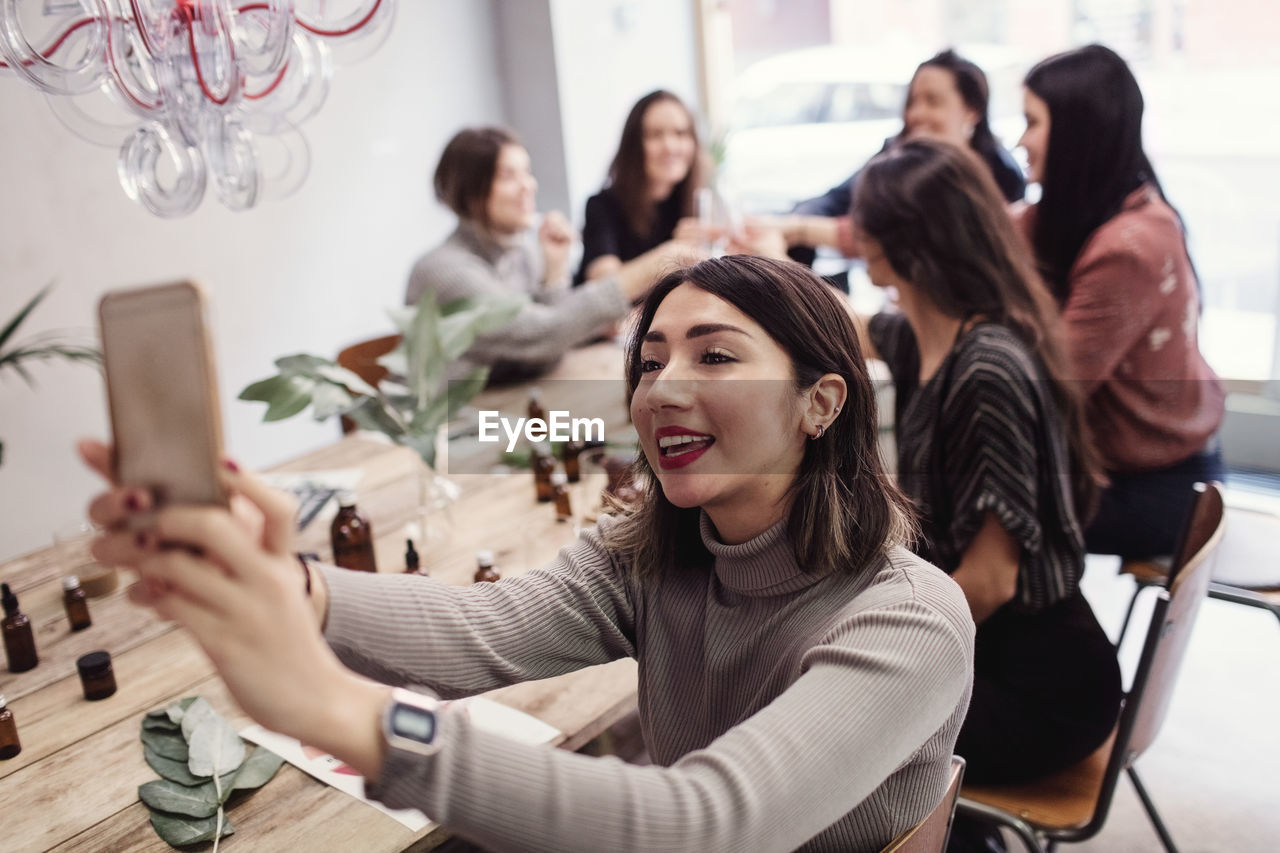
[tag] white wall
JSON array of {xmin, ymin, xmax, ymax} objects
[
  {"xmin": 0, "ymin": 0, "xmax": 507, "ymax": 560},
  {"xmin": 549, "ymin": 0, "xmax": 702, "ymax": 227}
]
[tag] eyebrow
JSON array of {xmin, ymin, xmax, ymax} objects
[{"xmin": 643, "ymin": 323, "xmax": 749, "ymax": 343}]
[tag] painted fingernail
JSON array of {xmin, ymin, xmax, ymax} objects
[
  {"xmin": 125, "ymin": 493, "xmax": 141, "ymax": 511},
  {"xmin": 224, "ymin": 459, "xmax": 240, "ymax": 473},
  {"xmin": 135, "ymin": 530, "xmax": 151, "ymax": 550}
]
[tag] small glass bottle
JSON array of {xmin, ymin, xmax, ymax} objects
[
  {"xmin": 1, "ymin": 583, "xmax": 38, "ymax": 674},
  {"xmin": 532, "ymin": 447, "xmax": 556, "ymax": 503},
  {"xmin": 551, "ymin": 471, "xmax": 573, "ymax": 523},
  {"xmin": 330, "ymin": 490, "xmax": 378, "ymax": 573},
  {"xmin": 62, "ymin": 576, "xmax": 92, "ymax": 631},
  {"xmin": 76, "ymin": 650, "xmax": 117, "ymax": 701},
  {"xmin": 561, "ymin": 440, "xmax": 583, "ymax": 483},
  {"xmin": 404, "ymin": 538, "xmax": 421, "ymax": 573},
  {"xmin": 0, "ymin": 694, "xmax": 20, "ymax": 760},
  {"xmin": 473, "ymin": 550, "xmax": 501, "ymax": 584},
  {"xmin": 528, "ymin": 387, "xmax": 547, "ymax": 425}
]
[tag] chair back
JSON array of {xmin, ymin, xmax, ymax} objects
[
  {"xmin": 335, "ymin": 334, "xmax": 401, "ymax": 434},
  {"xmin": 1121, "ymin": 482, "xmax": 1224, "ymax": 761},
  {"xmin": 881, "ymin": 756, "xmax": 965, "ymax": 853}
]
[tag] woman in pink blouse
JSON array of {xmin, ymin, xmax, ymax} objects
[{"xmin": 1014, "ymin": 44, "xmax": 1226, "ymax": 559}]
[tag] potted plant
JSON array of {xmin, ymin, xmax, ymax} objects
[{"xmin": 238, "ymin": 293, "xmax": 520, "ymax": 532}]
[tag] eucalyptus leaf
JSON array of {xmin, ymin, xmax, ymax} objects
[
  {"xmin": 142, "ymin": 729, "xmax": 190, "ymax": 762},
  {"xmin": 274, "ymin": 353, "xmax": 336, "ymax": 375},
  {"xmin": 314, "ymin": 362, "xmax": 380, "ymax": 396},
  {"xmin": 149, "ymin": 811, "xmax": 235, "ymax": 847},
  {"xmin": 143, "ymin": 715, "xmax": 180, "ymax": 732},
  {"xmin": 221, "ymin": 746, "xmax": 286, "ymax": 802},
  {"xmin": 164, "ymin": 696, "xmax": 198, "ymax": 724},
  {"xmin": 179, "ymin": 697, "xmax": 217, "ymax": 741},
  {"xmin": 187, "ymin": 716, "xmax": 246, "ymax": 778},
  {"xmin": 238, "ymin": 290, "xmax": 511, "ymax": 469},
  {"xmin": 144, "ymin": 747, "xmax": 209, "ymax": 787},
  {"xmin": 138, "ymin": 779, "xmax": 220, "ymax": 819},
  {"xmin": 310, "ymin": 380, "xmax": 357, "ymax": 421}
]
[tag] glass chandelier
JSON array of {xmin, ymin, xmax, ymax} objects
[{"xmin": 0, "ymin": 0, "xmax": 395, "ymax": 217}]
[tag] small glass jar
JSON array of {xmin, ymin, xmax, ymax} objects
[{"xmin": 76, "ymin": 650, "xmax": 117, "ymax": 701}]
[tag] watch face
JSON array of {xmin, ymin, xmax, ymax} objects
[{"xmin": 391, "ymin": 704, "xmax": 436, "ymax": 744}]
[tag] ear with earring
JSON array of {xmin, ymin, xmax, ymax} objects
[{"xmin": 810, "ymin": 405, "xmax": 840, "ymax": 440}]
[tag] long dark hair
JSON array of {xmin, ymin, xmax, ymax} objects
[
  {"xmin": 1024, "ymin": 44, "xmax": 1170, "ymax": 301},
  {"xmin": 606, "ymin": 90, "xmax": 705, "ymax": 239},
  {"xmin": 908, "ymin": 49, "xmax": 1001, "ymax": 164},
  {"xmin": 604, "ymin": 255, "xmax": 915, "ymax": 581},
  {"xmin": 433, "ymin": 126, "xmax": 521, "ymax": 226},
  {"xmin": 853, "ymin": 139, "xmax": 1101, "ymax": 519}
]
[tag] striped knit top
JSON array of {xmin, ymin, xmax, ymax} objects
[
  {"xmin": 869, "ymin": 314, "xmax": 1084, "ymax": 612},
  {"xmin": 405, "ymin": 220, "xmax": 629, "ymax": 381},
  {"xmin": 319, "ymin": 511, "xmax": 974, "ymax": 852}
]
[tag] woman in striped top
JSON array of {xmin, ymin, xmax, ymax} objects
[
  {"xmin": 853, "ymin": 140, "xmax": 1122, "ymax": 795},
  {"xmin": 81, "ymin": 256, "xmax": 975, "ymax": 851}
]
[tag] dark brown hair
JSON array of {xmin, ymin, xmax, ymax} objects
[
  {"xmin": 1023, "ymin": 44, "xmax": 1174, "ymax": 302},
  {"xmin": 433, "ymin": 127, "xmax": 521, "ymax": 225},
  {"xmin": 853, "ymin": 138, "xmax": 1101, "ymax": 518},
  {"xmin": 606, "ymin": 90, "xmax": 706, "ymax": 239},
  {"xmin": 604, "ymin": 255, "xmax": 916, "ymax": 581}
]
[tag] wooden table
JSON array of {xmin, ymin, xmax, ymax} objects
[{"xmin": 0, "ymin": 342, "xmax": 639, "ymax": 853}]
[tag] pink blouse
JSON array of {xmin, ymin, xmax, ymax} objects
[{"xmin": 1015, "ymin": 186, "xmax": 1225, "ymax": 472}]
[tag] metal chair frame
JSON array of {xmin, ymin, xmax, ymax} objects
[{"xmin": 958, "ymin": 483, "xmax": 1225, "ymax": 853}]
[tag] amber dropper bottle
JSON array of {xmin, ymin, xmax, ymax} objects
[
  {"xmin": 2, "ymin": 583, "xmax": 38, "ymax": 673},
  {"xmin": 0, "ymin": 694, "xmax": 21, "ymax": 759}
]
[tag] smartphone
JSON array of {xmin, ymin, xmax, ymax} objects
[{"xmin": 98, "ymin": 281, "xmax": 229, "ymax": 511}]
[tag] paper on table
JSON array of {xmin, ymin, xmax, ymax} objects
[{"xmin": 240, "ymin": 696, "xmax": 563, "ymax": 832}]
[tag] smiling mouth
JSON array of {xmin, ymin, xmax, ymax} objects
[{"xmin": 657, "ymin": 434, "xmax": 715, "ymax": 457}]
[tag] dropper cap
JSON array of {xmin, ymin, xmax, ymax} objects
[{"xmin": 1, "ymin": 583, "xmax": 17, "ymax": 615}]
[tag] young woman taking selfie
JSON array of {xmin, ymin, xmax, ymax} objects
[{"xmin": 82, "ymin": 255, "xmax": 974, "ymax": 852}]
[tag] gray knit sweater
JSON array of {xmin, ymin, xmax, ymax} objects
[
  {"xmin": 319, "ymin": 513, "xmax": 974, "ymax": 852},
  {"xmin": 404, "ymin": 221, "xmax": 629, "ymax": 379}
]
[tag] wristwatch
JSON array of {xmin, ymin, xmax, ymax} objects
[{"xmin": 381, "ymin": 688, "xmax": 441, "ymax": 757}]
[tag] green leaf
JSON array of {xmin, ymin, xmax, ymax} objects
[
  {"xmin": 179, "ymin": 697, "xmax": 217, "ymax": 742},
  {"xmin": 149, "ymin": 811, "xmax": 234, "ymax": 847},
  {"xmin": 142, "ymin": 729, "xmax": 190, "ymax": 762},
  {"xmin": 163, "ymin": 696, "xmax": 198, "ymax": 725},
  {"xmin": 221, "ymin": 746, "xmax": 285, "ymax": 801},
  {"xmin": 346, "ymin": 398, "xmax": 407, "ymax": 438},
  {"xmin": 144, "ymin": 747, "xmax": 209, "ymax": 787},
  {"xmin": 138, "ymin": 779, "xmax": 220, "ymax": 819},
  {"xmin": 187, "ymin": 716, "xmax": 246, "ymax": 778},
  {"xmin": 399, "ymin": 432, "xmax": 438, "ymax": 470},
  {"xmin": 445, "ymin": 367, "xmax": 491, "ymax": 422},
  {"xmin": 143, "ymin": 715, "xmax": 180, "ymax": 732},
  {"xmin": 274, "ymin": 353, "xmax": 335, "ymax": 375},
  {"xmin": 239, "ymin": 374, "xmax": 317, "ymax": 422},
  {"xmin": 309, "ymin": 381, "xmax": 357, "ymax": 421},
  {"xmin": 406, "ymin": 292, "xmax": 445, "ymax": 407},
  {"xmin": 0, "ymin": 284, "xmax": 51, "ymax": 352}
]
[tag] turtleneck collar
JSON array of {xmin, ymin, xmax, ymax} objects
[
  {"xmin": 698, "ymin": 512, "xmax": 823, "ymax": 597},
  {"xmin": 454, "ymin": 218, "xmax": 527, "ymax": 263}
]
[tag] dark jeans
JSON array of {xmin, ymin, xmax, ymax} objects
[{"xmin": 1085, "ymin": 441, "xmax": 1225, "ymax": 559}]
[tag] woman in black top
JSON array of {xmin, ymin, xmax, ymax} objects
[
  {"xmin": 853, "ymin": 140, "xmax": 1121, "ymax": 795},
  {"xmin": 770, "ymin": 49, "xmax": 1026, "ymax": 265},
  {"xmin": 576, "ymin": 90, "xmax": 707, "ymax": 284}
]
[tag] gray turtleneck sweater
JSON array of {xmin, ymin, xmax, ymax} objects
[
  {"xmin": 404, "ymin": 221, "xmax": 629, "ymax": 379},
  {"xmin": 319, "ymin": 514, "xmax": 974, "ymax": 852}
]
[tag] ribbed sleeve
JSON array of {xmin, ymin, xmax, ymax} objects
[
  {"xmin": 328, "ymin": 518, "xmax": 974, "ymax": 852},
  {"xmin": 404, "ymin": 225, "xmax": 629, "ymax": 373}
]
